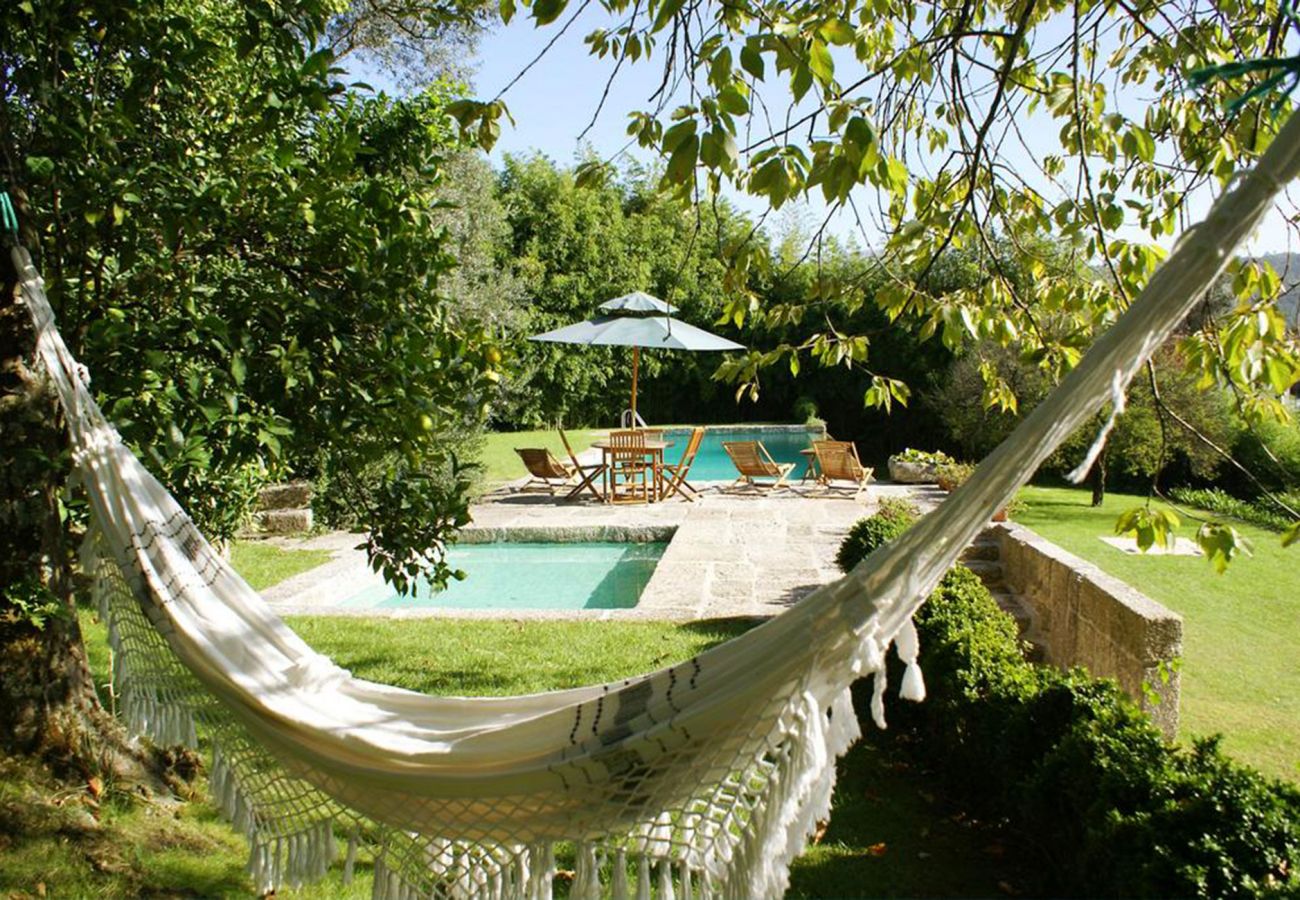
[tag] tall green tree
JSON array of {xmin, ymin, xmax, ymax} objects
[
  {"xmin": 495, "ymin": 154, "xmax": 750, "ymax": 427},
  {"xmin": 1, "ymin": 0, "xmax": 496, "ymax": 771}
]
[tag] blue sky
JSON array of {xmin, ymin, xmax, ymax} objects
[{"xmin": 351, "ymin": 9, "xmax": 1297, "ymax": 254}]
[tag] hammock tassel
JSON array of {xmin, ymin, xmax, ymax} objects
[
  {"xmin": 870, "ymin": 667, "xmax": 888, "ymax": 730},
  {"xmin": 657, "ymin": 859, "xmax": 676, "ymax": 900},
  {"xmin": 612, "ymin": 848, "xmax": 630, "ymax": 900},
  {"xmin": 635, "ymin": 853, "xmax": 651, "ymax": 900},
  {"xmin": 572, "ymin": 842, "xmax": 600, "ymax": 900},
  {"xmin": 894, "ymin": 618, "xmax": 927, "ymax": 702},
  {"xmin": 344, "ymin": 828, "xmax": 359, "ymax": 884}
]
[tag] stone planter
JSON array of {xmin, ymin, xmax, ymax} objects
[{"xmin": 887, "ymin": 457, "xmax": 938, "ymax": 483}]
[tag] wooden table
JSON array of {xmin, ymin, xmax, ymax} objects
[
  {"xmin": 799, "ymin": 447, "xmax": 820, "ymax": 482},
  {"xmin": 591, "ymin": 437, "xmax": 674, "ymax": 503}
]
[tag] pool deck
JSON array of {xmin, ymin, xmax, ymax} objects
[{"xmin": 263, "ymin": 480, "xmax": 943, "ymax": 621}]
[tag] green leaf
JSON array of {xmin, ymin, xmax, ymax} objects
[
  {"xmin": 819, "ymin": 19, "xmax": 856, "ymax": 45},
  {"xmin": 808, "ymin": 39, "xmax": 834, "ymax": 85},
  {"xmin": 1281, "ymin": 520, "xmax": 1299, "ymax": 548},
  {"xmin": 533, "ymin": 0, "xmax": 567, "ymax": 26},
  {"xmin": 499, "ymin": 0, "xmax": 515, "ymax": 23},
  {"xmin": 791, "ymin": 64, "xmax": 813, "ymax": 102},
  {"xmin": 666, "ymin": 134, "xmax": 699, "ymax": 182},
  {"xmin": 718, "ymin": 86, "xmax": 749, "ymax": 115},
  {"xmin": 741, "ymin": 42, "xmax": 765, "ymax": 80},
  {"xmin": 1196, "ymin": 522, "xmax": 1253, "ymax": 574},
  {"xmin": 25, "ymin": 155, "xmax": 54, "ymax": 177},
  {"xmin": 652, "ymin": 0, "xmax": 685, "ymax": 32},
  {"xmin": 662, "ymin": 118, "xmax": 697, "ymax": 153}
]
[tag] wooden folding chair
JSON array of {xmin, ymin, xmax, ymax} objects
[
  {"xmin": 660, "ymin": 427, "xmax": 705, "ymax": 501},
  {"xmin": 558, "ymin": 429, "xmax": 605, "ymax": 502},
  {"xmin": 606, "ymin": 429, "xmax": 651, "ymax": 504},
  {"xmin": 722, "ymin": 440, "xmax": 795, "ymax": 492},
  {"xmin": 514, "ymin": 448, "xmax": 576, "ymax": 494},
  {"xmin": 812, "ymin": 440, "xmax": 875, "ymax": 499}
]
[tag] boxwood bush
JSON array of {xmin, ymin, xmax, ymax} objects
[{"xmin": 842, "ymin": 506, "xmax": 1300, "ymax": 898}]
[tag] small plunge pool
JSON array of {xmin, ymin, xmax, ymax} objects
[{"xmin": 339, "ymin": 541, "xmax": 667, "ymax": 611}]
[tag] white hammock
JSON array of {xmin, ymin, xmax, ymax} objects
[{"xmin": 12, "ymin": 119, "xmax": 1294, "ymax": 899}]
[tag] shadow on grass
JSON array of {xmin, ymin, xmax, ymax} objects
[{"xmin": 788, "ymin": 732, "xmax": 1032, "ymax": 899}]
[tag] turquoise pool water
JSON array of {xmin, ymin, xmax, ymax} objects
[
  {"xmin": 667, "ymin": 427, "xmax": 818, "ymax": 481},
  {"xmin": 340, "ymin": 542, "xmax": 666, "ymax": 610}
]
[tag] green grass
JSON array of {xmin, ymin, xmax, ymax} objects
[
  {"xmin": 228, "ymin": 540, "xmax": 333, "ymax": 591},
  {"xmin": 477, "ymin": 428, "xmax": 604, "ymax": 483},
  {"xmin": 6, "ymin": 615, "xmax": 1028, "ymax": 898},
  {"xmin": 1016, "ymin": 485, "xmax": 1300, "ymax": 782}
]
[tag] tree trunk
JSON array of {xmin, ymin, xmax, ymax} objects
[
  {"xmin": 1, "ymin": 245, "xmax": 163, "ymax": 789},
  {"xmin": 1090, "ymin": 450, "xmax": 1107, "ymax": 507}
]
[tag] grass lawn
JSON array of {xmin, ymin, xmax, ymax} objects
[
  {"xmin": 228, "ymin": 540, "xmax": 333, "ymax": 591},
  {"xmin": 3, "ymin": 613, "xmax": 1030, "ymax": 898},
  {"xmin": 477, "ymin": 428, "xmax": 604, "ymax": 483},
  {"xmin": 1016, "ymin": 485, "xmax": 1299, "ymax": 782}
]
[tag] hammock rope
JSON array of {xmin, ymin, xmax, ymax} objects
[{"xmin": 9, "ymin": 108, "xmax": 1298, "ymax": 899}]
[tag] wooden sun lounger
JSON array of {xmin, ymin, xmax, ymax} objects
[
  {"xmin": 722, "ymin": 440, "xmax": 794, "ymax": 491},
  {"xmin": 514, "ymin": 447, "xmax": 576, "ymax": 494},
  {"xmin": 812, "ymin": 439, "xmax": 874, "ymax": 499}
]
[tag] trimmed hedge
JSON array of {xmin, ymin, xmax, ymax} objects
[
  {"xmin": 842, "ymin": 507, "xmax": 1300, "ymax": 898},
  {"xmin": 1170, "ymin": 485, "xmax": 1298, "ymax": 533}
]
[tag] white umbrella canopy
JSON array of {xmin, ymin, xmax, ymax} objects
[
  {"xmin": 529, "ymin": 292, "xmax": 744, "ymax": 424},
  {"xmin": 597, "ymin": 291, "xmax": 678, "ymax": 314}
]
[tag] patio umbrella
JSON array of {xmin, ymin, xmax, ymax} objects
[{"xmin": 529, "ymin": 291, "xmax": 745, "ymax": 424}]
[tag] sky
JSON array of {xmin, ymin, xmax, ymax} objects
[{"xmin": 350, "ymin": 7, "xmax": 1299, "ymax": 255}]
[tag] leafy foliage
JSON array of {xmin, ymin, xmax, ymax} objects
[
  {"xmin": 1169, "ymin": 486, "xmax": 1298, "ymax": 532},
  {"xmin": 494, "ymin": 155, "xmax": 747, "ymax": 427},
  {"xmin": 1114, "ymin": 505, "xmax": 1183, "ymax": 552},
  {"xmin": 2, "ymin": 0, "xmax": 498, "ymax": 588},
  {"xmin": 871, "ymin": 560, "xmax": 1300, "ymax": 897},
  {"xmin": 464, "ymin": 0, "xmax": 1300, "ymax": 430},
  {"xmin": 834, "ymin": 497, "xmax": 920, "ymax": 572}
]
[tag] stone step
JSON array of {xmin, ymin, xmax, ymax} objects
[
  {"xmin": 991, "ymin": 589, "xmax": 1046, "ymax": 663},
  {"xmin": 258, "ymin": 481, "xmax": 313, "ymax": 511},
  {"xmin": 959, "ymin": 539, "xmax": 1000, "ymax": 561},
  {"xmin": 962, "ymin": 558, "xmax": 1005, "ymax": 588},
  {"xmin": 255, "ymin": 508, "xmax": 313, "ymax": 535}
]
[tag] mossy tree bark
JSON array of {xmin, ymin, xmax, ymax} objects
[{"xmin": 0, "ymin": 246, "xmax": 162, "ymax": 789}]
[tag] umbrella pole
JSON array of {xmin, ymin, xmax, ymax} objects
[{"xmin": 630, "ymin": 346, "xmax": 639, "ymax": 426}]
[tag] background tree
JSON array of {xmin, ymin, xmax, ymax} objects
[{"xmin": 1, "ymin": 0, "xmax": 496, "ymax": 771}]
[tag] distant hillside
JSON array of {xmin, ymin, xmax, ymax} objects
[{"xmin": 1257, "ymin": 252, "xmax": 1300, "ymax": 324}]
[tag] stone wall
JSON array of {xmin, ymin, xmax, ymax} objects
[{"xmin": 987, "ymin": 522, "xmax": 1183, "ymax": 738}]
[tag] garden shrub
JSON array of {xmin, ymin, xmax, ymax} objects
[
  {"xmin": 834, "ymin": 497, "xmax": 920, "ymax": 572},
  {"xmin": 841, "ymin": 508, "xmax": 1300, "ymax": 897},
  {"xmin": 1169, "ymin": 486, "xmax": 1296, "ymax": 532}
]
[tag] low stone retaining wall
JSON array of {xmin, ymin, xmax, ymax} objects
[
  {"xmin": 459, "ymin": 525, "xmax": 676, "ymax": 544},
  {"xmin": 986, "ymin": 522, "xmax": 1184, "ymax": 738}
]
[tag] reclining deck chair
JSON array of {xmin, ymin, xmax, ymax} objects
[
  {"xmin": 723, "ymin": 440, "xmax": 795, "ymax": 492},
  {"xmin": 812, "ymin": 440, "xmax": 875, "ymax": 499},
  {"xmin": 513, "ymin": 447, "xmax": 576, "ymax": 494}
]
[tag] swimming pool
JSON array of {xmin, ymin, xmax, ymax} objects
[
  {"xmin": 664, "ymin": 426, "xmax": 821, "ymax": 481},
  {"xmin": 340, "ymin": 542, "xmax": 666, "ymax": 610}
]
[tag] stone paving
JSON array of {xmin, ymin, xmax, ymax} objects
[{"xmin": 263, "ymin": 480, "xmax": 943, "ymax": 621}]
